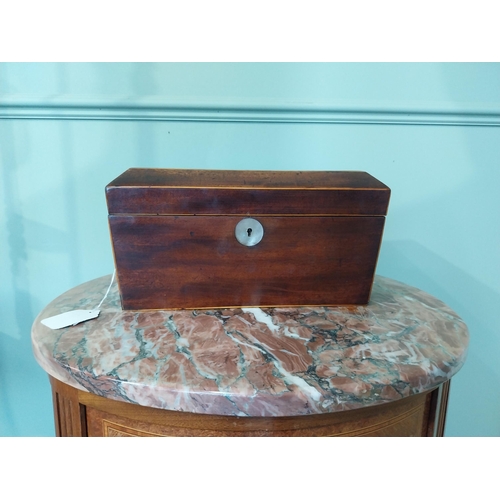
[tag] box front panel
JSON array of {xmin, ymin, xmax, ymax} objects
[{"xmin": 109, "ymin": 215, "xmax": 385, "ymax": 309}]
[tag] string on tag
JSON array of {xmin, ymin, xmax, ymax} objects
[{"xmin": 97, "ymin": 269, "xmax": 116, "ymax": 309}]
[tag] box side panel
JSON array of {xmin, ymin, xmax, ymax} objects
[
  {"xmin": 109, "ymin": 215, "xmax": 386, "ymax": 309},
  {"xmin": 106, "ymin": 187, "xmax": 390, "ymax": 216}
]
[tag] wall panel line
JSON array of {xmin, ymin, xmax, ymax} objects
[{"xmin": 1, "ymin": 99, "xmax": 500, "ymax": 126}]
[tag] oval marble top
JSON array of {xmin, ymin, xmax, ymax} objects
[{"xmin": 32, "ymin": 275, "xmax": 469, "ymax": 417}]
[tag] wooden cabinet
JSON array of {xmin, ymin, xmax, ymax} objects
[
  {"xmin": 35, "ymin": 275, "xmax": 465, "ymax": 438},
  {"xmin": 50, "ymin": 376, "xmax": 449, "ymax": 437}
]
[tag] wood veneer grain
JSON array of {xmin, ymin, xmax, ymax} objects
[{"xmin": 110, "ymin": 215, "xmax": 385, "ymax": 309}]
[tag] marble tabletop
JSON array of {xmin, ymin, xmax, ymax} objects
[{"xmin": 32, "ymin": 275, "xmax": 469, "ymax": 417}]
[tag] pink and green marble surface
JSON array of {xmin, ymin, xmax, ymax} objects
[{"xmin": 32, "ymin": 275, "xmax": 469, "ymax": 417}]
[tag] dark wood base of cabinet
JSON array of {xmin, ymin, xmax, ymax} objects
[{"xmin": 49, "ymin": 376, "xmax": 449, "ymax": 437}]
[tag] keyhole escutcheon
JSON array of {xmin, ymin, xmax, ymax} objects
[{"xmin": 235, "ymin": 218, "xmax": 264, "ymax": 247}]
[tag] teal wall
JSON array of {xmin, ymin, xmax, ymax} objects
[{"xmin": 1, "ymin": 63, "xmax": 499, "ymax": 436}]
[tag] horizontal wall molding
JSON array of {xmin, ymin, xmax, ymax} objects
[{"xmin": 1, "ymin": 98, "xmax": 500, "ymax": 126}]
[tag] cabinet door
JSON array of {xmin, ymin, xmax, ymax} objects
[{"xmin": 83, "ymin": 391, "xmax": 435, "ymax": 437}]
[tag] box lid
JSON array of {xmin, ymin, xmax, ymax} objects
[{"xmin": 106, "ymin": 168, "xmax": 390, "ymax": 216}]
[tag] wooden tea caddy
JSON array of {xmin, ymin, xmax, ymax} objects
[{"xmin": 106, "ymin": 168, "xmax": 390, "ymax": 310}]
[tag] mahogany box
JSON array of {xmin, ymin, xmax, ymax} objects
[{"xmin": 105, "ymin": 168, "xmax": 390, "ymax": 310}]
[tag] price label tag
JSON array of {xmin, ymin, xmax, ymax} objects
[{"xmin": 41, "ymin": 309, "xmax": 101, "ymax": 330}]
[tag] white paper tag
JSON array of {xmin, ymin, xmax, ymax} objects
[{"xmin": 41, "ymin": 309, "xmax": 101, "ymax": 330}]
